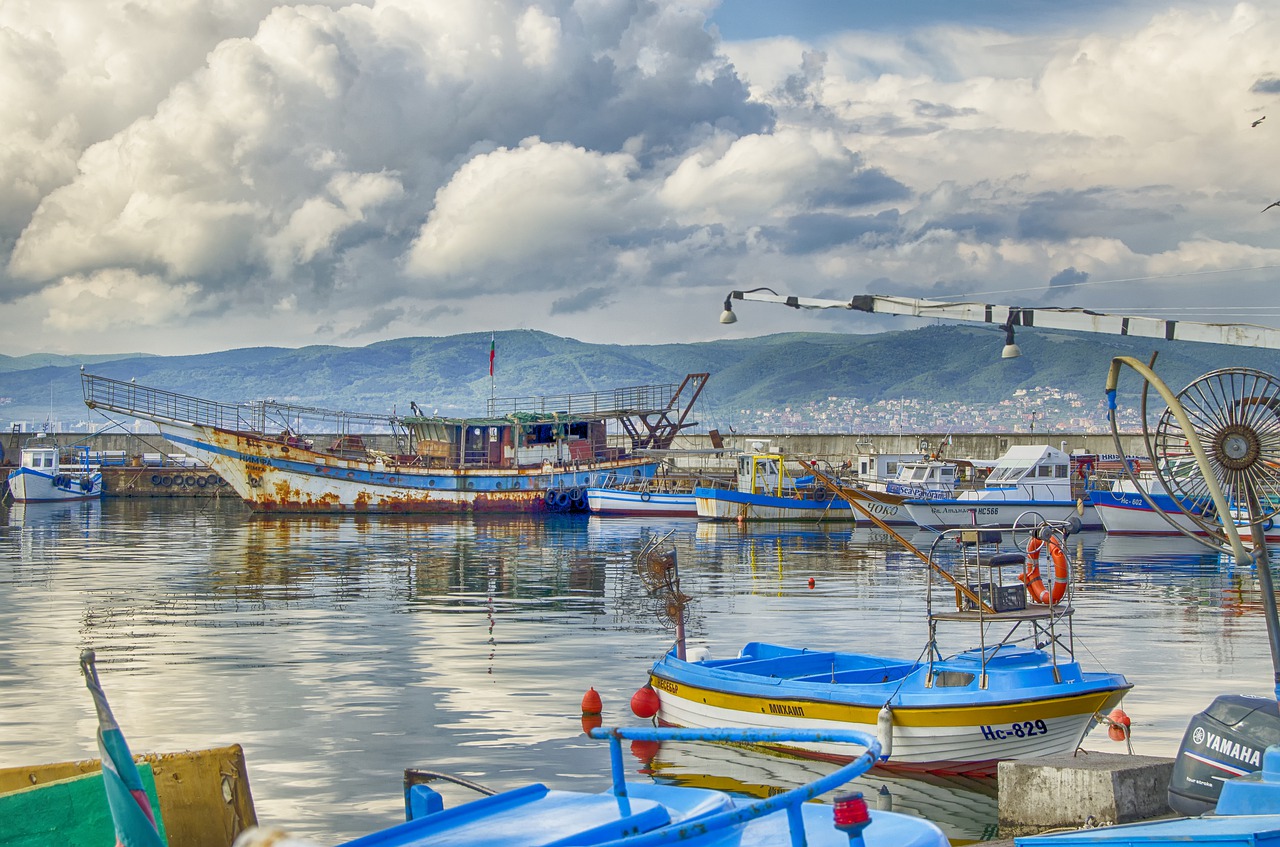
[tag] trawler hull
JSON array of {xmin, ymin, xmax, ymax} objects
[{"xmin": 160, "ymin": 421, "xmax": 656, "ymax": 513}]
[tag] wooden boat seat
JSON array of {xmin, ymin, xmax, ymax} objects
[
  {"xmin": 791, "ymin": 663, "xmax": 917, "ymax": 684},
  {"xmin": 702, "ymin": 652, "xmax": 840, "ymax": 678}
]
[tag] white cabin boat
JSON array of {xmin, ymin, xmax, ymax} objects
[
  {"xmin": 6, "ymin": 442, "xmax": 104, "ymax": 502},
  {"xmin": 902, "ymin": 445, "xmax": 1098, "ymax": 531},
  {"xmin": 694, "ymin": 452, "xmax": 854, "ymax": 522}
]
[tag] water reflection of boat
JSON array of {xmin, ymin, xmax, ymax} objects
[
  {"xmin": 7, "ymin": 498, "xmax": 103, "ymax": 530},
  {"xmin": 644, "ymin": 738, "xmax": 998, "ymax": 845},
  {"xmin": 1094, "ymin": 533, "xmax": 1234, "ymax": 568}
]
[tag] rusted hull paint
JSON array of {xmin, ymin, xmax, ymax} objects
[{"xmin": 158, "ymin": 422, "xmax": 658, "ymax": 513}]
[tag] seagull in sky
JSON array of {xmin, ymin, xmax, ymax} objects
[
  {"xmin": 1253, "ymin": 116, "xmax": 1267, "ymax": 127},
  {"xmin": 1263, "ymin": 200, "xmax": 1280, "ymax": 212}
]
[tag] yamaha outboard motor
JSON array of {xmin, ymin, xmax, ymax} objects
[{"xmin": 1168, "ymin": 693, "xmax": 1280, "ymax": 815}]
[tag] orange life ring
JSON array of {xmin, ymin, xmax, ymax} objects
[{"xmin": 1021, "ymin": 535, "xmax": 1068, "ymax": 604}]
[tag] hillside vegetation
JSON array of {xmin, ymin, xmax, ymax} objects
[{"xmin": 2, "ymin": 326, "xmax": 1276, "ymax": 430}]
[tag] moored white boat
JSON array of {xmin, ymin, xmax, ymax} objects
[
  {"xmin": 586, "ymin": 486, "xmax": 698, "ymax": 517},
  {"xmin": 1091, "ymin": 473, "xmax": 1280, "ymax": 541},
  {"xmin": 902, "ymin": 445, "xmax": 1100, "ymax": 531},
  {"xmin": 813, "ymin": 453, "xmax": 973, "ymax": 526},
  {"xmin": 641, "ymin": 517, "xmax": 1131, "ymax": 776},
  {"xmin": 6, "ymin": 442, "xmax": 104, "ymax": 502},
  {"xmin": 695, "ymin": 452, "xmax": 854, "ymax": 522}
]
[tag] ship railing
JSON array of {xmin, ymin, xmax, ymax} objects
[
  {"xmin": 485, "ymin": 381, "xmax": 685, "ymax": 418},
  {"xmin": 83, "ymin": 374, "xmax": 409, "ymax": 444}
]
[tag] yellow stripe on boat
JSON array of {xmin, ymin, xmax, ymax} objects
[{"xmin": 651, "ymin": 674, "xmax": 1129, "ymax": 728}]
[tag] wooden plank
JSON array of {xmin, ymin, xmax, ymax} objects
[{"xmin": 0, "ymin": 745, "xmax": 256, "ymax": 847}]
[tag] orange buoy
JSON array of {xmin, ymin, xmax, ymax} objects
[
  {"xmin": 630, "ymin": 685, "xmax": 661, "ymax": 719},
  {"xmin": 1107, "ymin": 707, "xmax": 1130, "ymax": 742},
  {"xmin": 808, "ymin": 577, "xmax": 816, "ymax": 589},
  {"xmin": 581, "ymin": 713, "xmax": 603, "ymax": 735},
  {"xmin": 581, "ymin": 687, "xmax": 603, "ymax": 716}
]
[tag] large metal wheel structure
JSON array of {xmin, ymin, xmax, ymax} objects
[{"xmin": 1148, "ymin": 368, "xmax": 1280, "ymax": 540}]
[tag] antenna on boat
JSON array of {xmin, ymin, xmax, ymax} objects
[{"xmin": 1106, "ymin": 359, "xmax": 1280, "ymax": 697}]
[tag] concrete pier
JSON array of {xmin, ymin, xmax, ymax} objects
[{"xmin": 995, "ymin": 751, "xmax": 1176, "ymax": 840}]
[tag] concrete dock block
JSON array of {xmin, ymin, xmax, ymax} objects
[{"xmin": 998, "ymin": 751, "xmax": 1175, "ymax": 837}]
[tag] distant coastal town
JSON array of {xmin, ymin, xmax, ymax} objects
[
  {"xmin": 6, "ymin": 384, "xmax": 1143, "ymax": 436},
  {"xmin": 714, "ymin": 386, "xmax": 1143, "ymax": 435}
]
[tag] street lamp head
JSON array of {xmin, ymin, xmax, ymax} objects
[
  {"xmin": 1000, "ymin": 320, "xmax": 1021, "ymax": 359},
  {"xmin": 719, "ymin": 294, "xmax": 737, "ymax": 324}
]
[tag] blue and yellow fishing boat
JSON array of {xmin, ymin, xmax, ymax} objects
[{"xmin": 641, "ymin": 496, "xmax": 1131, "ymax": 776}]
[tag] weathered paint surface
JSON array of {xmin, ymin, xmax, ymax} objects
[
  {"xmin": 0, "ymin": 763, "xmax": 163, "ymax": 847},
  {"xmin": 159, "ymin": 421, "xmax": 658, "ymax": 512},
  {"xmin": 0, "ymin": 744, "xmax": 255, "ymax": 847}
]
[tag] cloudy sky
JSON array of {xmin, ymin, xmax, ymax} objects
[{"xmin": 2, "ymin": 0, "xmax": 1279, "ymax": 356}]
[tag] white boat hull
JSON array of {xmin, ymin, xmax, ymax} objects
[
  {"xmin": 6, "ymin": 467, "xmax": 104, "ymax": 502},
  {"xmin": 1093, "ymin": 492, "xmax": 1280, "ymax": 540},
  {"xmin": 694, "ymin": 488, "xmax": 855, "ymax": 522},
  {"xmin": 903, "ymin": 499, "xmax": 1099, "ymax": 531},
  {"xmin": 651, "ymin": 675, "xmax": 1120, "ymax": 774},
  {"xmin": 586, "ymin": 488, "xmax": 697, "ymax": 516}
]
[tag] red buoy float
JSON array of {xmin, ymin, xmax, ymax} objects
[
  {"xmin": 581, "ymin": 713, "xmax": 603, "ymax": 734},
  {"xmin": 1107, "ymin": 707, "xmax": 1131, "ymax": 742},
  {"xmin": 581, "ymin": 687, "xmax": 602, "ymax": 716},
  {"xmin": 808, "ymin": 577, "xmax": 816, "ymax": 589},
  {"xmin": 630, "ymin": 685, "xmax": 661, "ymax": 719}
]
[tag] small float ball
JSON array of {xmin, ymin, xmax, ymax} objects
[
  {"xmin": 1107, "ymin": 708, "xmax": 1130, "ymax": 742},
  {"xmin": 808, "ymin": 577, "xmax": 816, "ymax": 589},
  {"xmin": 630, "ymin": 685, "xmax": 661, "ymax": 719},
  {"xmin": 581, "ymin": 687, "xmax": 602, "ymax": 716}
]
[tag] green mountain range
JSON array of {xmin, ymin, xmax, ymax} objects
[{"xmin": 2, "ymin": 326, "xmax": 1276, "ymax": 431}]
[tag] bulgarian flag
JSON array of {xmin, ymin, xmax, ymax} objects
[
  {"xmin": 489, "ymin": 333, "xmax": 495, "ymax": 376},
  {"xmin": 81, "ymin": 649, "xmax": 165, "ymax": 847}
]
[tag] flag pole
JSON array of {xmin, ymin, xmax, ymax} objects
[
  {"xmin": 80, "ymin": 649, "xmax": 166, "ymax": 847},
  {"xmin": 489, "ymin": 333, "xmax": 496, "ymax": 401}
]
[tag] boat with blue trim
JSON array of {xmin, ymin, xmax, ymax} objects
[
  {"xmin": 694, "ymin": 450, "xmax": 855, "ymax": 521},
  {"xmin": 902, "ymin": 445, "xmax": 1102, "ymax": 531},
  {"xmin": 1091, "ymin": 471, "xmax": 1280, "ymax": 541},
  {"xmin": 5, "ymin": 439, "xmax": 104, "ymax": 502},
  {"xmin": 639, "ymin": 513, "xmax": 1131, "ymax": 776},
  {"xmin": 80, "ymin": 372, "xmax": 707, "ymax": 513}
]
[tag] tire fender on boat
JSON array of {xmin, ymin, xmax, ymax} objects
[
  {"xmin": 877, "ymin": 705, "xmax": 894, "ymax": 761},
  {"xmin": 1020, "ymin": 535, "xmax": 1068, "ymax": 605}
]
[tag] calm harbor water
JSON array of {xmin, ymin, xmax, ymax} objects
[{"xmin": 1, "ymin": 498, "xmax": 1273, "ymax": 845}]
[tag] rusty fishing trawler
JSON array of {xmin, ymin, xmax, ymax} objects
[{"xmin": 81, "ymin": 372, "xmax": 707, "ymax": 512}]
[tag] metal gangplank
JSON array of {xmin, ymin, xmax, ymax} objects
[{"xmin": 81, "ymin": 373, "xmax": 404, "ymax": 440}]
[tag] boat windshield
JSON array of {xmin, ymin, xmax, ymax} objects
[{"xmin": 987, "ymin": 462, "xmax": 1033, "ymax": 484}]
